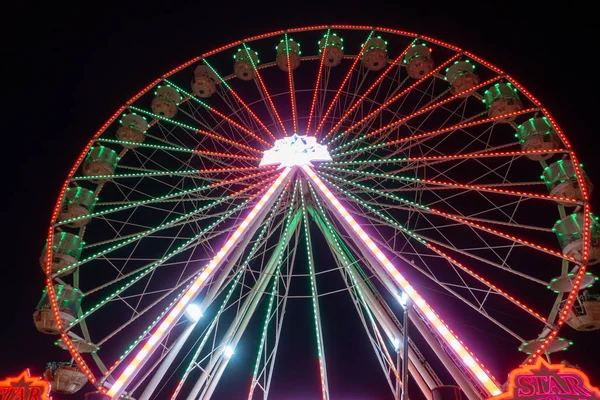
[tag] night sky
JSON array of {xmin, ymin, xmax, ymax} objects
[{"xmin": 4, "ymin": 2, "xmax": 600, "ymax": 399}]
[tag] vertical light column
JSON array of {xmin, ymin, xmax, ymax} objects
[
  {"xmin": 302, "ymin": 165, "xmax": 501, "ymax": 397},
  {"xmin": 300, "ymin": 190, "xmax": 330, "ymax": 400},
  {"xmin": 107, "ymin": 167, "xmax": 292, "ymax": 399}
]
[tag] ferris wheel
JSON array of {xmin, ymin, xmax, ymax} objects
[{"xmin": 35, "ymin": 25, "xmax": 600, "ymax": 400}]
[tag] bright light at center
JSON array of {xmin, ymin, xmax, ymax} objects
[
  {"xmin": 224, "ymin": 345, "xmax": 235, "ymax": 359},
  {"xmin": 397, "ymin": 291, "xmax": 410, "ymax": 308},
  {"xmin": 185, "ymin": 304, "xmax": 203, "ymax": 322},
  {"xmin": 260, "ymin": 133, "xmax": 332, "ymax": 168}
]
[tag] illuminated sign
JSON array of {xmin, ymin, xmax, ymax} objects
[
  {"xmin": 491, "ymin": 358, "xmax": 599, "ymax": 400},
  {"xmin": 0, "ymin": 369, "xmax": 51, "ymax": 400}
]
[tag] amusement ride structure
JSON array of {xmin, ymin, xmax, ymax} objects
[{"xmin": 32, "ymin": 25, "xmax": 599, "ymax": 400}]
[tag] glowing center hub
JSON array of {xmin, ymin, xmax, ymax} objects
[{"xmin": 259, "ymin": 134, "xmax": 332, "ymax": 168}]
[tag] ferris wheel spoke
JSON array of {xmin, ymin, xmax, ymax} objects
[
  {"xmin": 320, "ymin": 164, "xmax": 581, "ymax": 206},
  {"xmin": 305, "ymin": 29, "xmax": 331, "ymax": 135},
  {"xmin": 66, "ymin": 201, "xmax": 259, "ymax": 334},
  {"xmin": 283, "ymin": 33, "xmax": 299, "ymax": 133},
  {"xmin": 162, "ymin": 79, "xmax": 271, "ymax": 146},
  {"xmin": 321, "ymin": 175, "xmax": 553, "ymax": 322},
  {"xmin": 351, "ymin": 77, "xmax": 452, "ymax": 153},
  {"xmin": 328, "ymin": 87, "xmax": 457, "ymax": 158},
  {"xmin": 332, "ymin": 107, "xmax": 536, "ymax": 160},
  {"xmin": 105, "ymin": 168, "xmax": 292, "ymax": 399},
  {"xmin": 128, "ymin": 105, "xmax": 267, "ymax": 153},
  {"xmin": 299, "ymin": 186, "xmax": 331, "ymax": 400},
  {"xmin": 325, "ymin": 55, "xmax": 464, "ymax": 148},
  {"xmin": 317, "ymin": 169, "xmax": 574, "ymax": 264},
  {"xmin": 175, "ymin": 107, "xmax": 266, "ymax": 155},
  {"xmin": 95, "ymin": 137, "xmax": 203, "ymax": 155},
  {"xmin": 303, "ymin": 165, "xmax": 501, "ymax": 398},
  {"xmin": 176, "ymin": 97, "xmax": 268, "ymax": 153},
  {"xmin": 313, "ymin": 30, "xmax": 375, "ymax": 137},
  {"xmin": 86, "ymin": 202, "xmax": 262, "ymax": 298},
  {"xmin": 332, "ymin": 75, "xmax": 503, "ymax": 153},
  {"xmin": 96, "ymin": 269, "xmax": 202, "ymax": 348},
  {"xmin": 324, "ymin": 40, "xmax": 414, "ymax": 141},
  {"xmin": 56, "ymin": 168, "xmax": 278, "ymax": 228},
  {"xmin": 202, "ymin": 58, "xmax": 277, "ymax": 141},
  {"xmin": 309, "ymin": 193, "xmax": 440, "ymax": 399},
  {"xmin": 237, "ymin": 42, "xmax": 287, "ymax": 136},
  {"xmin": 56, "ymin": 187, "xmax": 264, "ymax": 278},
  {"xmin": 187, "ymin": 181, "xmax": 301, "ymax": 400},
  {"xmin": 72, "ymin": 165, "xmax": 267, "ymax": 183}
]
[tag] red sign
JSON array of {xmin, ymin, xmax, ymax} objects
[
  {"xmin": 491, "ymin": 358, "xmax": 599, "ymax": 400},
  {"xmin": 0, "ymin": 370, "xmax": 51, "ymax": 400}
]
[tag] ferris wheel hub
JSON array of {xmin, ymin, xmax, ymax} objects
[{"xmin": 259, "ymin": 133, "xmax": 332, "ymax": 168}]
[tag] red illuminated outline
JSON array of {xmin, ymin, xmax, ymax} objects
[
  {"xmin": 490, "ymin": 357, "xmax": 600, "ymax": 400},
  {"xmin": 306, "ymin": 31, "xmax": 330, "ymax": 134},
  {"xmin": 327, "ymin": 53, "xmax": 461, "ymax": 140},
  {"xmin": 313, "ymin": 31, "xmax": 374, "ymax": 136},
  {"xmin": 284, "ymin": 34, "xmax": 298, "ymax": 134},
  {"xmin": 0, "ymin": 369, "xmax": 51, "ymax": 400},
  {"xmin": 243, "ymin": 43, "xmax": 288, "ymax": 135},
  {"xmin": 333, "ymin": 108, "xmax": 539, "ymax": 155},
  {"xmin": 354, "ymin": 75, "xmax": 499, "ymax": 140},
  {"xmin": 325, "ymin": 41, "xmax": 412, "ymax": 137}
]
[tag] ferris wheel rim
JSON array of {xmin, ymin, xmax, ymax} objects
[{"xmin": 40, "ymin": 24, "xmax": 594, "ymax": 398}]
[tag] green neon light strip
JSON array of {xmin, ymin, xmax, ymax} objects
[
  {"xmin": 72, "ymin": 169, "xmax": 206, "ymax": 181},
  {"xmin": 317, "ymin": 170, "xmax": 430, "ymax": 211},
  {"xmin": 55, "ymin": 189, "xmax": 254, "ymax": 275},
  {"xmin": 163, "ymin": 79, "xmax": 213, "ymax": 111},
  {"xmin": 242, "ymin": 41, "xmax": 287, "ymax": 136},
  {"xmin": 129, "ymin": 106, "xmax": 213, "ymax": 135},
  {"xmin": 162, "ymin": 78, "xmax": 268, "ymax": 147},
  {"xmin": 202, "ymin": 59, "xmax": 233, "ymax": 90},
  {"xmin": 95, "ymin": 138, "xmax": 196, "ymax": 153},
  {"xmin": 327, "ymin": 132, "xmax": 371, "ymax": 153},
  {"xmin": 300, "ymin": 189, "xmax": 329, "ymax": 399},
  {"xmin": 71, "ymin": 165, "xmax": 267, "ymax": 182},
  {"xmin": 331, "ymin": 136, "xmax": 385, "ymax": 156},
  {"xmin": 68, "ymin": 192, "xmax": 264, "ymax": 328},
  {"xmin": 249, "ymin": 182, "xmax": 300, "ymax": 397},
  {"xmin": 58, "ymin": 169, "xmax": 277, "ymax": 226},
  {"xmin": 308, "ymin": 189, "xmax": 399, "ymax": 372},
  {"xmin": 141, "ymin": 183, "xmax": 291, "ymax": 396},
  {"xmin": 321, "ymin": 165, "xmax": 422, "ymax": 184},
  {"xmin": 315, "ymin": 176, "xmax": 551, "ymax": 325},
  {"xmin": 128, "ymin": 105, "xmax": 264, "ymax": 152}
]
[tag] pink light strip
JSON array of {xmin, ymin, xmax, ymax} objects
[
  {"xmin": 302, "ymin": 165, "xmax": 501, "ymax": 397},
  {"xmin": 107, "ymin": 167, "xmax": 292, "ymax": 398}
]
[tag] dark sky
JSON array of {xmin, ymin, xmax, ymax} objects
[{"xmin": 4, "ymin": 2, "xmax": 600, "ymax": 399}]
